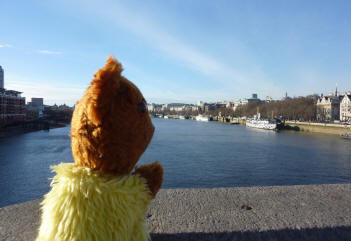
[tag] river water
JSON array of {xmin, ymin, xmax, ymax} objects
[{"xmin": 1, "ymin": 118, "xmax": 351, "ymax": 207}]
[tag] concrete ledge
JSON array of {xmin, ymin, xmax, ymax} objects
[
  {"xmin": 285, "ymin": 121, "xmax": 351, "ymax": 135},
  {"xmin": 1, "ymin": 184, "xmax": 351, "ymax": 240},
  {"xmin": 285, "ymin": 121, "xmax": 351, "ymax": 128}
]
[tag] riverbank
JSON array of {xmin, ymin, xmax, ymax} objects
[
  {"xmin": 1, "ymin": 184, "xmax": 351, "ymax": 241},
  {"xmin": 284, "ymin": 121, "xmax": 351, "ymax": 136},
  {"xmin": 0, "ymin": 120, "xmax": 68, "ymax": 138},
  {"xmin": 154, "ymin": 115, "xmax": 351, "ymax": 136}
]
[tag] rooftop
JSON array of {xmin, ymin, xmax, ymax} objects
[{"xmin": 0, "ymin": 88, "xmax": 23, "ymax": 97}]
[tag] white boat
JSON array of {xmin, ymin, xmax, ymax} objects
[
  {"xmin": 196, "ymin": 115, "xmax": 210, "ymax": 122},
  {"xmin": 164, "ymin": 116, "xmax": 169, "ymax": 119},
  {"xmin": 179, "ymin": 115, "xmax": 185, "ymax": 120},
  {"xmin": 341, "ymin": 133, "xmax": 351, "ymax": 140},
  {"xmin": 230, "ymin": 118, "xmax": 239, "ymax": 125},
  {"xmin": 246, "ymin": 113, "xmax": 281, "ymax": 130},
  {"xmin": 246, "ymin": 119, "xmax": 277, "ymax": 130}
]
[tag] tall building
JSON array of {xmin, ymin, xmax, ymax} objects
[
  {"xmin": 247, "ymin": 93, "xmax": 261, "ymax": 103},
  {"xmin": 0, "ymin": 89, "xmax": 26, "ymax": 125},
  {"xmin": 27, "ymin": 97, "xmax": 44, "ymax": 118},
  {"xmin": 316, "ymin": 87, "xmax": 342, "ymax": 122},
  {"xmin": 31, "ymin": 98, "xmax": 44, "ymax": 107},
  {"xmin": 0, "ymin": 66, "xmax": 4, "ymax": 89},
  {"xmin": 0, "ymin": 66, "xmax": 26, "ymax": 126},
  {"xmin": 340, "ymin": 92, "xmax": 351, "ymax": 122}
]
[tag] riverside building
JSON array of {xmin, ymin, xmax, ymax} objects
[
  {"xmin": 340, "ymin": 93, "xmax": 351, "ymax": 123},
  {"xmin": 0, "ymin": 65, "xmax": 26, "ymax": 126},
  {"xmin": 0, "ymin": 89, "xmax": 26, "ymax": 126},
  {"xmin": 27, "ymin": 97, "xmax": 45, "ymax": 119},
  {"xmin": 316, "ymin": 88, "xmax": 342, "ymax": 122},
  {"xmin": 0, "ymin": 66, "xmax": 4, "ymax": 89}
]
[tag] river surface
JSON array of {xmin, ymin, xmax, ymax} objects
[{"xmin": 1, "ymin": 118, "xmax": 351, "ymax": 207}]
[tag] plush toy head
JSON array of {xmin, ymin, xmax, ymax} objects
[{"xmin": 71, "ymin": 56, "xmax": 154, "ymax": 175}]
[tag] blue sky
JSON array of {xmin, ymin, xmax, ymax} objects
[{"xmin": 1, "ymin": 0, "xmax": 351, "ymax": 105}]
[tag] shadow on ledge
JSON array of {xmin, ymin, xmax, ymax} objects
[{"xmin": 151, "ymin": 226, "xmax": 351, "ymax": 241}]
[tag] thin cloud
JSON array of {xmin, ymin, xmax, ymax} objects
[
  {"xmin": 38, "ymin": 50, "xmax": 62, "ymax": 55},
  {"xmin": 6, "ymin": 78, "xmax": 84, "ymax": 106},
  {"xmin": 60, "ymin": 0, "xmax": 283, "ymax": 98},
  {"xmin": 0, "ymin": 44, "xmax": 13, "ymax": 48},
  {"xmin": 81, "ymin": 1, "xmax": 245, "ymax": 83}
]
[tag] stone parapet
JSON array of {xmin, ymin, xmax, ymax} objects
[{"xmin": 1, "ymin": 184, "xmax": 351, "ymax": 240}]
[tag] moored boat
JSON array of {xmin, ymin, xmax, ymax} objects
[
  {"xmin": 246, "ymin": 113, "xmax": 283, "ymax": 131},
  {"xmin": 230, "ymin": 118, "xmax": 239, "ymax": 125},
  {"xmin": 246, "ymin": 119, "xmax": 277, "ymax": 130},
  {"xmin": 341, "ymin": 133, "xmax": 351, "ymax": 140},
  {"xmin": 196, "ymin": 115, "xmax": 210, "ymax": 122}
]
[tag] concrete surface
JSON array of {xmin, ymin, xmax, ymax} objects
[
  {"xmin": 285, "ymin": 121, "xmax": 351, "ymax": 136},
  {"xmin": 1, "ymin": 184, "xmax": 351, "ymax": 241}
]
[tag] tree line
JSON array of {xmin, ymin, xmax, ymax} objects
[
  {"xmin": 158, "ymin": 96, "xmax": 318, "ymax": 122},
  {"xmin": 232, "ymin": 96, "xmax": 317, "ymax": 121}
]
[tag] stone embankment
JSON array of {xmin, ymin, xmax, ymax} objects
[
  {"xmin": 1, "ymin": 184, "xmax": 351, "ymax": 240},
  {"xmin": 154, "ymin": 115, "xmax": 351, "ymax": 136},
  {"xmin": 0, "ymin": 121, "xmax": 67, "ymax": 138},
  {"xmin": 285, "ymin": 121, "xmax": 351, "ymax": 136}
]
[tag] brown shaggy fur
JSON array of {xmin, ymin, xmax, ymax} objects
[{"xmin": 71, "ymin": 56, "xmax": 163, "ymax": 198}]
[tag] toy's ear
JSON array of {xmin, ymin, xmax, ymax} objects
[{"xmin": 87, "ymin": 56, "xmax": 123, "ymax": 126}]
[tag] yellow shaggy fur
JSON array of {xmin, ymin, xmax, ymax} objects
[{"xmin": 36, "ymin": 163, "xmax": 151, "ymax": 241}]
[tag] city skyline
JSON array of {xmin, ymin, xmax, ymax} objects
[{"xmin": 1, "ymin": 0, "xmax": 351, "ymax": 105}]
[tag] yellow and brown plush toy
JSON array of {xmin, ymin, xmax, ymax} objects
[{"xmin": 36, "ymin": 56, "xmax": 163, "ymax": 241}]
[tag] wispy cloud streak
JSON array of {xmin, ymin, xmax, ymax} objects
[
  {"xmin": 6, "ymin": 77, "xmax": 84, "ymax": 106},
  {"xmin": 86, "ymin": 1, "xmax": 246, "ymax": 84},
  {"xmin": 61, "ymin": 0, "xmax": 282, "ymax": 96},
  {"xmin": 50, "ymin": 0, "xmax": 284, "ymax": 100},
  {"xmin": 38, "ymin": 50, "xmax": 62, "ymax": 55},
  {"xmin": 0, "ymin": 44, "xmax": 13, "ymax": 48}
]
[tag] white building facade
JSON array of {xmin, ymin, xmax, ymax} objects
[
  {"xmin": 316, "ymin": 95, "xmax": 341, "ymax": 121},
  {"xmin": 340, "ymin": 93, "xmax": 351, "ymax": 122}
]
